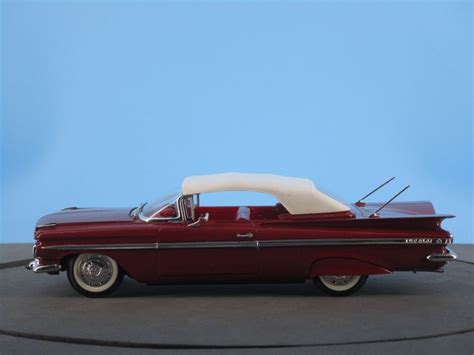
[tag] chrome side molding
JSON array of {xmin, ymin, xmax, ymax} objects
[{"xmin": 42, "ymin": 237, "xmax": 453, "ymax": 252}]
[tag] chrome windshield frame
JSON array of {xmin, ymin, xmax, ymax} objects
[
  {"xmin": 138, "ymin": 194, "xmax": 195, "ymax": 223},
  {"xmin": 138, "ymin": 195, "xmax": 182, "ymax": 222}
]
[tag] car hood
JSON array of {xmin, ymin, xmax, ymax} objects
[{"xmin": 37, "ymin": 207, "xmax": 134, "ymax": 226}]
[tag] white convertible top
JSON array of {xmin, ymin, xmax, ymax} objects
[{"xmin": 181, "ymin": 173, "xmax": 349, "ymax": 215}]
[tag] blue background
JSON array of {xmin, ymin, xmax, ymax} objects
[{"xmin": 1, "ymin": 1, "xmax": 472, "ymax": 243}]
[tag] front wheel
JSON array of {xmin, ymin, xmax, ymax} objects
[
  {"xmin": 314, "ymin": 275, "xmax": 368, "ymax": 296},
  {"xmin": 67, "ymin": 254, "xmax": 123, "ymax": 298}
]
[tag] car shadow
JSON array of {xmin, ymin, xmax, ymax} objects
[
  {"xmin": 4, "ymin": 266, "xmax": 447, "ymax": 299},
  {"xmin": 96, "ymin": 275, "xmax": 435, "ymax": 298}
]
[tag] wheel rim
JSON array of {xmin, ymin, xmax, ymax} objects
[
  {"xmin": 73, "ymin": 254, "xmax": 118, "ymax": 293},
  {"xmin": 319, "ymin": 275, "xmax": 361, "ymax": 291}
]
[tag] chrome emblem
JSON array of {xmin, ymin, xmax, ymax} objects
[{"xmin": 405, "ymin": 238, "xmax": 433, "ymax": 244}]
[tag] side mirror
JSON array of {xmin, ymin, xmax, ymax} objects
[{"xmin": 187, "ymin": 212, "xmax": 209, "ymax": 228}]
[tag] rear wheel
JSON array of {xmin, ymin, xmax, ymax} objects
[
  {"xmin": 314, "ymin": 275, "xmax": 368, "ymax": 296},
  {"xmin": 67, "ymin": 254, "xmax": 123, "ymax": 298}
]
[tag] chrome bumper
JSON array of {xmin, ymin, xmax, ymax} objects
[
  {"xmin": 26, "ymin": 258, "xmax": 61, "ymax": 273},
  {"xmin": 426, "ymin": 247, "xmax": 457, "ymax": 262}
]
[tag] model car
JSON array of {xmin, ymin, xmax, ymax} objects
[{"xmin": 27, "ymin": 173, "xmax": 456, "ymax": 297}]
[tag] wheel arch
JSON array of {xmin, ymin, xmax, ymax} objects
[
  {"xmin": 60, "ymin": 253, "xmax": 78, "ymax": 271},
  {"xmin": 308, "ymin": 257, "xmax": 392, "ymax": 279}
]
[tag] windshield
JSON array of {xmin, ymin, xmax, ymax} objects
[{"xmin": 140, "ymin": 192, "xmax": 180, "ymax": 219}]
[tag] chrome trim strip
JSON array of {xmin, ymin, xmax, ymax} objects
[
  {"xmin": 26, "ymin": 258, "xmax": 61, "ymax": 273},
  {"xmin": 42, "ymin": 237, "xmax": 451, "ymax": 251},
  {"xmin": 366, "ymin": 214, "xmax": 455, "ymax": 220},
  {"xmin": 44, "ymin": 241, "xmax": 256, "ymax": 250},
  {"xmin": 259, "ymin": 238, "xmax": 450, "ymax": 247},
  {"xmin": 426, "ymin": 247, "xmax": 457, "ymax": 262},
  {"xmin": 259, "ymin": 239, "xmax": 395, "ymax": 247},
  {"xmin": 159, "ymin": 241, "xmax": 257, "ymax": 249},
  {"xmin": 36, "ymin": 222, "xmax": 57, "ymax": 229},
  {"xmin": 43, "ymin": 243, "xmax": 158, "ymax": 251}
]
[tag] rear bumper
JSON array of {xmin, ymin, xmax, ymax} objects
[
  {"xmin": 426, "ymin": 247, "xmax": 457, "ymax": 262},
  {"xmin": 26, "ymin": 258, "xmax": 61, "ymax": 274}
]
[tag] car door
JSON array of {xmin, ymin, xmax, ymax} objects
[
  {"xmin": 256, "ymin": 222, "xmax": 311, "ymax": 282},
  {"xmin": 154, "ymin": 217, "xmax": 258, "ymax": 282}
]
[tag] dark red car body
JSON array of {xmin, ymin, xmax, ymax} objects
[{"xmin": 32, "ymin": 200, "xmax": 454, "ymax": 286}]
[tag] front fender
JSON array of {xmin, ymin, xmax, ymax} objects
[{"xmin": 308, "ymin": 257, "xmax": 392, "ymax": 278}]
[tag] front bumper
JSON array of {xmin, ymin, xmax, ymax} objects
[
  {"xmin": 26, "ymin": 258, "xmax": 61, "ymax": 274},
  {"xmin": 426, "ymin": 247, "xmax": 457, "ymax": 262}
]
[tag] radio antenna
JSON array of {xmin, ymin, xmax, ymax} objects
[
  {"xmin": 355, "ymin": 177, "xmax": 395, "ymax": 206},
  {"xmin": 369, "ymin": 185, "xmax": 410, "ymax": 218}
]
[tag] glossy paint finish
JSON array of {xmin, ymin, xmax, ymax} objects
[
  {"xmin": 37, "ymin": 208, "xmax": 134, "ymax": 225},
  {"xmin": 32, "ymin": 201, "xmax": 454, "ymax": 285}
]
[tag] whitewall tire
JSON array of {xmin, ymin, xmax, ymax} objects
[
  {"xmin": 67, "ymin": 254, "xmax": 123, "ymax": 297},
  {"xmin": 314, "ymin": 275, "xmax": 368, "ymax": 296}
]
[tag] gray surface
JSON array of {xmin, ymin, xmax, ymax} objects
[
  {"xmin": 451, "ymin": 244, "xmax": 474, "ymax": 263},
  {"xmin": 0, "ymin": 243, "xmax": 33, "ymax": 264},
  {"xmin": 0, "ymin": 244, "xmax": 473, "ymax": 354},
  {"xmin": 1, "ymin": 333, "xmax": 473, "ymax": 355}
]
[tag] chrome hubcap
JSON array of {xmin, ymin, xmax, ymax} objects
[
  {"xmin": 77, "ymin": 255, "xmax": 113, "ymax": 287},
  {"xmin": 321, "ymin": 275, "xmax": 354, "ymax": 286}
]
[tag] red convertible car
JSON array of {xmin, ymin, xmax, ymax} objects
[{"xmin": 27, "ymin": 173, "xmax": 456, "ymax": 297}]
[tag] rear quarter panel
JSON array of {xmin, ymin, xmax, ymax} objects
[{"xmin": 256, "ymin": 215, "xmax": 451, "ymax": 280}]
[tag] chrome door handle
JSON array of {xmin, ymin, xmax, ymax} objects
[{"xmin": 236, "ymin": 233, "xmax": 254, "ymax": 238}]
